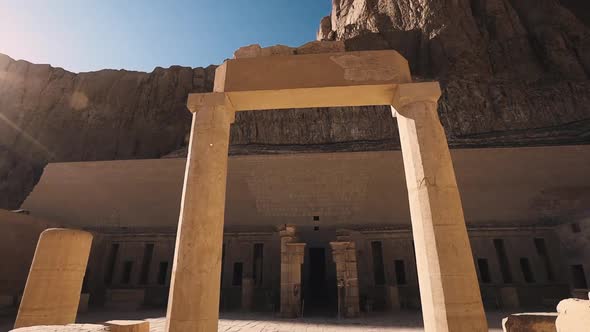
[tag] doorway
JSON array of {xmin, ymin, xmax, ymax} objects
[{"xmin": 304, "ymin": 247, "xmax": 337, "ymax": 315}]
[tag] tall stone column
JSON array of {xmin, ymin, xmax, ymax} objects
[
  {"xmin": 279, "ymin": 225, "xmax": 305, "ymax": 318},
  {"xmin": 15, "ymin": 228, "xmax": 93, "ymax": 328},
  {"xmin": 166, "ymin": 93, "xmax": 235, "ymax": 332},
  {"xmin": 241, "ymin": 277, "xmax": 254, "ymax": 311},
  {"xmin": 330, "ymin": 241, "xmax": 360, "ymax": 318},
  {"xmin": 393, "ymin": 83, "xmax": 488, "ymax": 332}
]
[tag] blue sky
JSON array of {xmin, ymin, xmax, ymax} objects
[{"xmin": 0, "ymin": 0, "xmax": 332, "ymax": 73}]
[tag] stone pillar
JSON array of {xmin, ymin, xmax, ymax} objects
[
  {"xmin": 241, "ymin": 277, "xmax": 254, "ymax": 311},
  {"xmin": 330, "ymin": 241, "xmax": 360, "ymax": 318},
  {"xmin": 279, "ymin": 225, "xmax": 305, "ymax": 318},
  {"xmin": 386, "ymin": 286, "xmax": 401, "ymax": 311},
  {"xmin": 14, "ymin": 228, "xmax": 93, "ymax": 328},
  {"xmin": 393, "ymin": 83, "xmax": 487, "ymax": 332},
  {"xmin": 166, "ymin": 93, "xmax": 234, "ymax": 332}
]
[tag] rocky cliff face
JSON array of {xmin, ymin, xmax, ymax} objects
[
  {"xmin": 1, "ymin": 0, "xmax": 589, "ymax": 209},
  {"xmin": 232, "ymin": 0, "xmax": 590, "ymax": 152},
  {"xmin": 315, "ymin": 0, "xmax": 590, "ymax": 146},
  {"xmin": 0, "ymin": 54, "xmax": 216, "ymax": 208}
]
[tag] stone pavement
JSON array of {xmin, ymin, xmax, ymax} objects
[{"xmin": 2, "ymin": 310, "xmax": 510, "ymax": 332}]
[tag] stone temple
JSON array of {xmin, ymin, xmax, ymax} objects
[{"xmin": 1, "ymin": 1, "xmax": 590, "ymax": 332}]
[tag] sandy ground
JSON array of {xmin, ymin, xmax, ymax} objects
[{"xmin": 1, "ymin": 309, "xmax": 517, "ymax": 331}]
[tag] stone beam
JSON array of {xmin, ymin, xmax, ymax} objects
[
  {"xmin": 187, "ymin": 82, "xmax": 440, "ymax": 113},
  {"xmin": 193, "ymin": 84, "xmax": 400, "ymax": 111},
  {"xmin": 214, "ymin": 50, "xmax": 410, "ymax": 92},
  {"xmin": 186, "ymin": 50, "xmax": 410, "ymax": 111}
]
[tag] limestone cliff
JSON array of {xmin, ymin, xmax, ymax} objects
[
  {"xmin": 314, "ymin": 0, "xmax": 590, "ymax": 147},
  {"xmin": 2, "ymin": 0, "xmax": 590, "ymax": 209},
  {"xmin": 0, "ymin": 53, "xmax": 216, "ymax": 208}
]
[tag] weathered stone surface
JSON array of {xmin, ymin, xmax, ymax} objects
[
  {"xmin": 556, "ymin": 298, "xmax": 590, "ymax": 331},
  {"xmin": 105, "ymin": 320, "xmax": 149, "ymax": 332},
  {"xmin": 14, "ymin": 229, "xmax": 93, "ymax": 329},
  {"xmin": 261, "ymin": 45, "xmax": 295, "ymax": 57},
  {"xmin": 315, "ymin": 0, "xmax": 590, "ymax": 146},
  {"xmin": 234, "ymin": 44, "xmax": 263, "ymax": 59},
  {"xmin": 295, "ymin": 41, "xmax": 345, "ymax": 55},
  {"xmin": 502, "ymin": 313, "xmax": 557, "ymax": 332}
]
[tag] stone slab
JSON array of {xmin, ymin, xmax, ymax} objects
[
  {"xmin": 502, "ymin": 313, "xmax": 557, "ymax": 332},
  {"xmin": 105, "ymin": 320, "xmax": 149, "ymax": 332}
]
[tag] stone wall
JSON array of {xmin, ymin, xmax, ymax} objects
[{"xmin": 20, "ymin": 147, "xmax": 590, "ymax": 229}]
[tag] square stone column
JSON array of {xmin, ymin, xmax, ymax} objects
[
  {"xmin": 241, "ymin": 277, "xmax": 254, "ymax": 311},
  {"xmin": 15, "ymin": 228, "xmax": 93, "ymax": 328},
  {"xmin": 166, "ymin": 93, "xmax": 235, "ymax": 332},
  {"xmin": 279, "ymin": 225, "xmax": 305, "ymax": 318},
  {"xmin": 330, "ymin": 241, "xmax": 360, "ymax": 318},
  {"xmin": 392, "ymin": 83, "xmax": 487, "ymax": 332}
]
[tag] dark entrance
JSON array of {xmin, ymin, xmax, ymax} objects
[{"xmin": 304, "ymin": 247, "xmax": 337, "ymax": 315}]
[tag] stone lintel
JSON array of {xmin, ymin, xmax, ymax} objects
[{"xmin": 215, "ymin": 50, "xmax": 410, "ymax": 94}]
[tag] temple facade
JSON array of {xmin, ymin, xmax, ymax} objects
[{"xmin": 8, "ymin": 145, "xmax": 589, "ymax": 316}]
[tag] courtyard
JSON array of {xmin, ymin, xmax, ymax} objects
[{"xmin": 2, "ymin": 310, "xmax": 517, "ymax": 332}]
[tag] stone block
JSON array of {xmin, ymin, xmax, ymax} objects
[
  {"xmin": 105, "ymin": 320, "xmax": 149, "ymax": 332},
  {"xmin": 500, "ymin": 287, "xmax": 520, "ymax": 309},
  {"xmin": 501, "ymin": 313, "xmax": 557, "ymax": 332},
  {"xmin": 78, "ymin": 293, "xmax": 89, "ymax": 313},
  {"xmin": 556, "ymin": 298, "xmax": 590, "ymax": 332}
]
